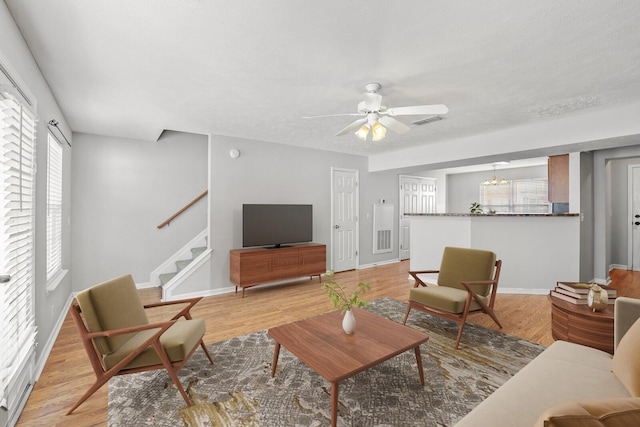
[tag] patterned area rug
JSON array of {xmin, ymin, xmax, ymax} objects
[{"xmin": 108, "ymin": 298, "xmax": 545, "ymax": 426}]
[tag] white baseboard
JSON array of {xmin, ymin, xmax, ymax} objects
[
  {"xmin": 34, "ymin": 292, "xmax": 74, "ymax": 382},
  {"xmin": 357, "ymin": 258, "xmax": 400, "ymax": 270},
  {"xmin": 165, "ymin": 285, "xmax": 237, "ymax": 300},
  {"xmin": 135, "ymin": 281, "xmax": 157, "ymax": 289}
]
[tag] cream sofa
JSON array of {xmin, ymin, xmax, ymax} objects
[{"xmin": 455, "ymin": 296, "xmax": 640, "ymax": 427}]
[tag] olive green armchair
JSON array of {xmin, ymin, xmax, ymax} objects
[
  {"xmin": 403, "ymin": 246, "xmax": 503, "ymax": 349},
  {"xmin": 67, "ymin": 274, "xmax": 214, "ymax": 414}
]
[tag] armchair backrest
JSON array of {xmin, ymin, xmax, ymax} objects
[
  {"xmin": 75, "ymin": 274, "xmax": 148, "ymax": 355},
  {"xmin": 438, "ymin": 247, "xmax": 497, "ymax": 296}
]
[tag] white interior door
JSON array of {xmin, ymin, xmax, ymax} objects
[
  {"xmin": 629, "ymin": 165, "xmax": 640, "ymax": 270},
  {"xmin": 399, "ymin": 175, "xmax": 436, "ymax": 260},
  {"xmin": 331, "ymin": 168, "xmax": 358, "ymax": 272}
]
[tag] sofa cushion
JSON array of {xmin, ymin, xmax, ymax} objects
[
  {"xmin": 454, "ymin": 341, "xmax": 630, "ymax": 427},
  {"xmin": 612, "ymin": 317, "xmax": 640, "ymax": 396},
  {"xmin": 103, "ymin": 318, "xmax": 205, "ymax": 370},
  {"xmin": 534, "ymin": 397, "xmax": 640, "ymax": 427}
]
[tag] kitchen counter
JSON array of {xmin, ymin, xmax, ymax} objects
[
  {"xmin": 406, "ymin": 213, "xmax": 579, "ymax": 217},
  {"xmin": 408, "ymin": 214, "xmax": 580, "ymax": 293}
]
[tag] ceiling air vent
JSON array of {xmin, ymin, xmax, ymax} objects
[{"xmin": 412, "ymin": 116, "xmax": 444, "ymax": 126}]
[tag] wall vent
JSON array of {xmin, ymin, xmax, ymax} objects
[{"xmin": 373, "ymin": 203, "xmax": 394, "ymax": 254}]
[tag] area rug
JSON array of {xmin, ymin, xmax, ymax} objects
[{"xmin": 108, "ymin": 298, "xmax": 545, "ymax": 426}]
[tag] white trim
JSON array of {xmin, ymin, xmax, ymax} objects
[
  {"xmin": 135, "ymin": 281, "xmax": 157, "ymax": 289},
  {"xmin": 45, "ymin": 269, "xmax": 68, "ymax": 293},
  {"xmin": 357, "ymin": 258, "xmax": 400, "ymax": 269},
  {"xmin": 34, "ymin": 293, "xmax": 73, "ymax": 381},
  {"xmin": 150, "ymin": 228, "xmax": 208, "ymax": 286},
  {"xmin": 0, "ymin": 50, "xmax": 37, "ymax": 112},
  {"xmin": 165, "ymin": 285, "xmax": 236, "ymax": 300},
  {"xmin": 162, "ymin": 248, "xmax": 212, "ymax": 301}
]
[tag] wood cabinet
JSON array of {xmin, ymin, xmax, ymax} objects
[
  {"xmin": 550, "ymin": 293, "xmax": 614, "ymax": 354},
  {"xmin": 230, "ymin": 243, "xmax": 326, "ymax": 297},
  {"xmin": 548, "ymin": 154, "xmax": 569, "ymax": 203}
]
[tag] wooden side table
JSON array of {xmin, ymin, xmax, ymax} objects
[{"xmin": 549, "ymin": 293, "xmax": 614, "ymax": 354}]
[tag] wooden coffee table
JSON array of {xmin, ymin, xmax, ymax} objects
[{"xmin": 268, "ymin": 308, "xmax": 430, "ymax": 427}]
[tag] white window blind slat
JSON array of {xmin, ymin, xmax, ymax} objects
[
  {"xmin": 0, "ymin": 88, "xmax": 37, "ymax": 407},
  {"xmin": 46, "ymin": 133, "xmax": 63, "ymax": 280}
]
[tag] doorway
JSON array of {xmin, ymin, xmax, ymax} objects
[
  {"xmin": 399, "ymin": 175, "xmax": 436, "ymax": 260},
  {"xmin": 331, "ymin": 168, "xmax": 359, "ymax": 272}
]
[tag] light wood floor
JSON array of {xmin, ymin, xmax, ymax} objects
[{"xmin": 16, "ymin": 262, "xmax": 640, "ymax": 426}]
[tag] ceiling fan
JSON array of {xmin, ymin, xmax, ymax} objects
[{"xmin": 304, "ymin": 83, "xmax": 448, "ymax": 141}]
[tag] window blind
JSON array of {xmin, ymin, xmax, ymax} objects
[
  {"xmin": 0, "ymin": 89, "xmax": 37, "ymax": 407},
  {"xmin": 46, "ymin": 133, "xmax": 63, "ymax": 280},
  {"xmin": 480, "ymin": 179, "xmax": 549, "ymax": 213}
]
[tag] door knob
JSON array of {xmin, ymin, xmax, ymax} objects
[
  {"xmin": 635, "ymin": 222, "xmax": 640, "ymax": 226},
  {"xmin": 636, "ymin": 215, "xmax": 640, "ymax": 218},
  {"xmin": 334, "ymin": 224, "xmax": 340, "ymax": 229}
]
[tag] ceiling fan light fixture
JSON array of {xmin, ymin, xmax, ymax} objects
[
  {"xmin": 371, "ymin": 122, "xmax": 386, "ymax": 141},
  {"xmin": 355, "ymin": 124, "xmax": 370, "ymax": 140}
]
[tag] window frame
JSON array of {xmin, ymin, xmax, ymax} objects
[{"xmin": 479, "ymin": 178, "xmax": 550, "ymax": 214}]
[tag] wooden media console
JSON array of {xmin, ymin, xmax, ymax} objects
[{"xmin": 230, "ymin": 243, "xmax": 326, "ymax": 297}]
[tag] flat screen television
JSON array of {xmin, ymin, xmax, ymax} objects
[{"xmin": 242, "ymin": 204, "xmax": 313, "ymax": 248}]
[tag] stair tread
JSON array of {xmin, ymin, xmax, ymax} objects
[
  {"xmin": 191, "ymin": 247, "xmax": 207, "ymax": 258},
  {"xmin": 159, "ymin": 272, "xmax": 177, "ymax": 286}
]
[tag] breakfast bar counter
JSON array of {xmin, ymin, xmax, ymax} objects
[{"xmin": 407, "ymin": 213, "xmax": 581, "ymax": 294}]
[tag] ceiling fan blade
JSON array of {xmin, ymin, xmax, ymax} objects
[
  {"xmin": 303, "ymin": 113, "xmax": 365, "ymax": 119},
  {"xmin": 361, "ymin": 92, "xmax": 382, "ymax": 112},
  {"xmin": 384, "ymin": 104, "xmax": 449, "ymax": 116},
  {"xmin": 335, "ymin": 118, "xmax": 367, "ymax": 136},
  {"xmin": 379, "ymin": 116, "xmax": 410, "ymax": 135}
]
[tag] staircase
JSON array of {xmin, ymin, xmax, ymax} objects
[
  {"xmin": 158, "ymin": 246, "xmax": 207, "ymax": 286},
  {"xmin": 150, "ymin": 229, "xmax": 211, "ymax": 301}
]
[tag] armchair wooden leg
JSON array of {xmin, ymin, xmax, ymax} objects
[
  {"xmin": 152, "ymin": 341, "xmax": 192, "ymax": 406},
  {"xmin": 200, "ymin": 340, "xmax": 214, "ymax": 364},
  {"xmin": 66, "ymin": 373, "xmax": 112, "ymax": 415},
  {"xmin": 454, "ymin": 322, "xmax": 466, "ymax": 350},
  {"xmin": 402, "ymin": 303, "xmax": 412, "ymax": 325},
  {"xmin": 471, "ymin": 293, "xmax": 503, "ymax": 329},
  {"xmin": 485, "ymin": 308, "xmax": 503, "ymax": 329}
]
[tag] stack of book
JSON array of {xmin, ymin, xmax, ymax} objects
[{"xmin": 550, "ymin": 282, "xmax": 617, "ymax": 305}]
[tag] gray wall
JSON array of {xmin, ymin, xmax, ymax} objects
[
  {"xmin": 69, "ymin": 131, "xmax": 401, "ymax": 296},
  {"xmin": 71, "ymin": 131, "xmax": 208, "ymax": 288},
  {"xmin": 206, "ymin": 135, "xmax": 400, "ymax": 293},
  {"xmin": 1, "ymin": 2, "xmax": 73, "ymax": 410},
  {"xmin": 446, "ymin": 165, "xmax": 548, "ymax": 213}
]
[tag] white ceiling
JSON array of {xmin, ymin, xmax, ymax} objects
[{"xmin": 5, "ymin": 0, "xmax": 640, "ymax": 167}]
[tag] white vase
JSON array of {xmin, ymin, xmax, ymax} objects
[{"xmin": 342, "ymin": 309, "xmax": 356, "ymax": 334}]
